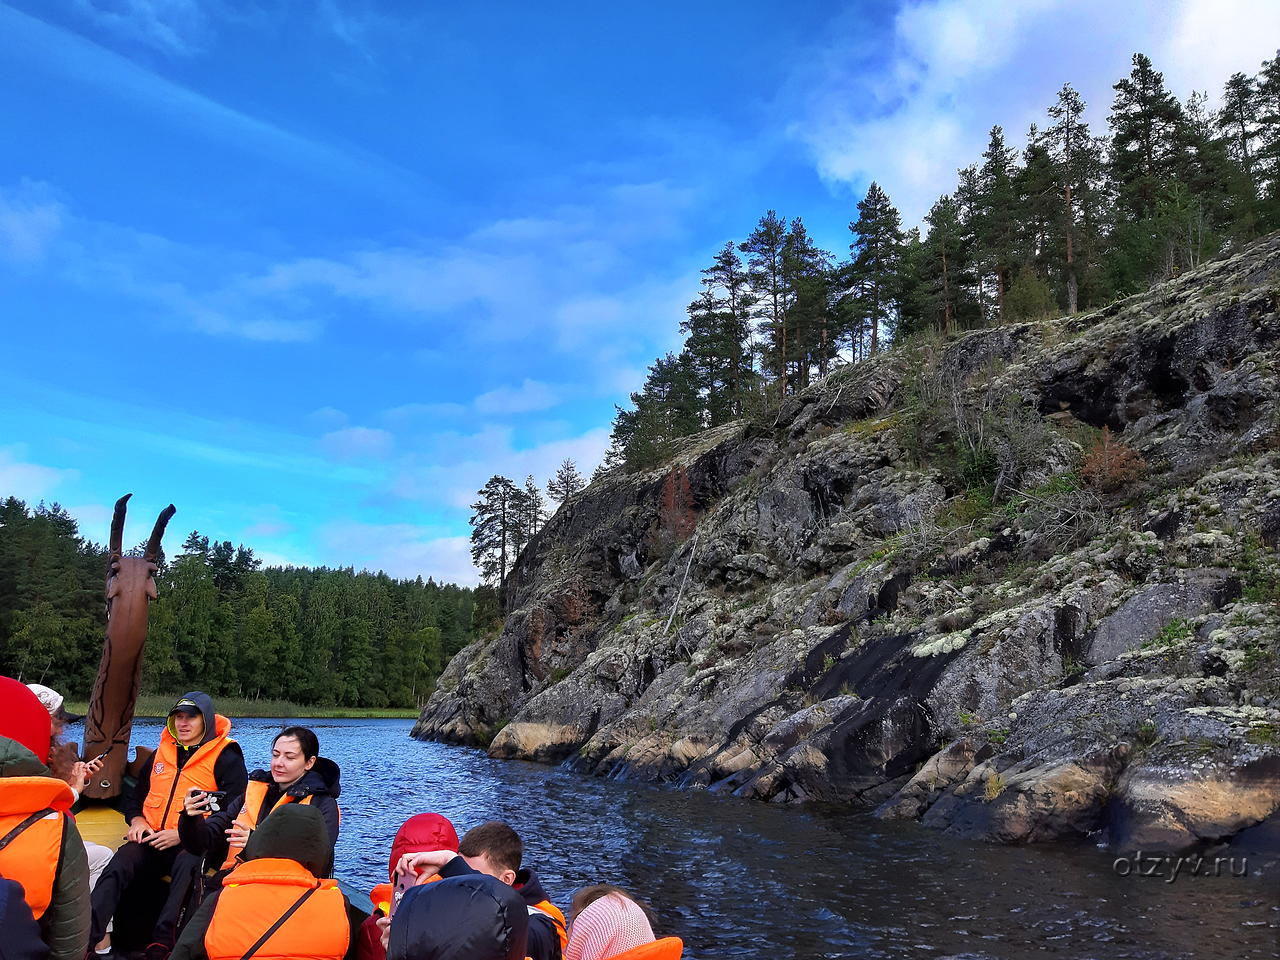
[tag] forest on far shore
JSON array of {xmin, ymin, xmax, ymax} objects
[{"xmin": 0, "ymin": 496, "xmax": 489, "ymax": 708}]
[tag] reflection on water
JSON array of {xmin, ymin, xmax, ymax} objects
[{"xmin": 125, "ymin": 717, "xmax": 1279, "ymax": 959}]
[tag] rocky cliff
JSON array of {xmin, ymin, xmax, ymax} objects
[{"xmin": 414, "ymin": 234, "xmax": 1280, "ymax": 854}]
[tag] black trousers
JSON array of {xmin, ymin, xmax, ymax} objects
[{"xmin": 90, "ymin": 842, "xmax": 204, "ymax": 948}]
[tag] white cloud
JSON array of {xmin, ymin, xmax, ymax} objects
[
  {"xmin": 474, "ymin": 379, "xmax": 560, "ymax": 415},
  {"xmin": 319, "ymin": 524, "xmax": 478, "ymax": 585},
  {"xmin": 793, "ymin": 0, "xmax": 1277, "ymax": 225},
  {"xmin": 0, "ymin": 447, "xmax": 76, "ymax": 502},
  {"xmin": 320, "ymin": 426, "xmax": 394, "ymax": 460},
  {"xmin": 0, "ymin": 180, "xmax": 64, "ymax": 263}
]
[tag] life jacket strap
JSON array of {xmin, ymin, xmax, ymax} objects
[
  {"xmin": 0, "ymin": 808, "xmax": 55, "ymax": 851},
  {"xmin": 235, "ymin": 883, "xmax": 318, "ymax": 960}
]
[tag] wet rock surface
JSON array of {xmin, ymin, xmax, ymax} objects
[{"xmin": 414, "ymin": 234, "xmax": 1280, "ymax": 853}]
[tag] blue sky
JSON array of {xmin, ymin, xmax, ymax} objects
[{"xmin": 1, "ymin": 0, "xmax": 1275, "ymax": 584}]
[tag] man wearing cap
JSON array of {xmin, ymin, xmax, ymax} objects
[{"xmin": 90, "ymin": 692, "xmax": 246, "ymax": 960}]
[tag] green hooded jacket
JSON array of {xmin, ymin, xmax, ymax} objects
[{"xmin": 0, "ymin": 734, "xmax": 91, "ymax": 960}]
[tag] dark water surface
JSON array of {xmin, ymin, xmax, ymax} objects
[{"xmin": 127, "ymin": 717, "xmax": 1279, "ymax": 959}]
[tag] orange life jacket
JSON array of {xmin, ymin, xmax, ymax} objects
[
  {"xmin": 142, "ymin": 714, "xmax": 236, "ymax": 831},
  {"xmin": 603, "ymin": 938, "xmax": 684, "ymax": 960},
  {"xmin": 528, "ymin": 898, "xmax": 568, "ymax": 954},
  {"xmin": 0, "ymin": 776, "xmax": 75, "ymax": 919},
  {"xmin": 204, "ymin": 857, "xmax": 349, "ymax": 960},
  {"xmin": 220, "ymin": 779, "xmax": 313, "ymax": 871}
]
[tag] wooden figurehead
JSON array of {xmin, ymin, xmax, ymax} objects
[{"xmin": 81, "ymin": 494, "xmax": 175, "ymax": 800}]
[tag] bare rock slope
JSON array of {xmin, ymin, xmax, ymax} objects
[{"xmin": 414, "ymin": 235, "xmax": 1280, "ymax": 853}]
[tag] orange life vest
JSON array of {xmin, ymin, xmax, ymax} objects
[
  {"xmin": 204, "ymin": 857, "xmax": 349, "ymax": 960},
  {"xmin": 528, "ymin": 898, "xmax": 568, "ymax": 954},
  {"xmin": 220, "ymin": 779, "xmax": 313, "ymax": 871},
  {"xmin": 368, "ymin": 874, "xmax": 443, "ymax": 915},
  {"xmin": 604, "ymin": 938, "xmax": 684, "ymax": 960},
  {"xmin": 142, "ymin": 714, "xmax": 236, "ymax": 831},
  {"xmin": 0, "ymin": 776, "xmax": 75, "ymax": 919}
]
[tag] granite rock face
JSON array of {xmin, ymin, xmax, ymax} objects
[{"xmin": 414, "ymin": 234, "xmax": 1280, "ymax": 853}]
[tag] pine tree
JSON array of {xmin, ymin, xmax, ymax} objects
[
  {"xmin": 849, "ymin": 182, "xmax": 903, "ymax": 354},
  {"xmin": 469, "ymin": 475, "xmax": 520, "ymax": 586},
  {"xmin": 740, "ymin": 211, "xmax": 791, "ymax": 394},
  {"xmin": 1047, "ymin": 84, "xmax": 1097, "ymax": 313},
  {"xmin": 1109, "ymin": 53, "xmax": 1187, "ymax": 224},
  {"xmin": 1219, "ymin": 71, "xmax": 1261, "ymax": 195},
  {"xmin": 1258, "ymin": 51, "xmax": 1280, "ymax": 223},
  {"xmin": 781, "ymin": 217, "xmax": 835, "ymax": 385},
  {"xmin": 546, "ymin": 459, "xmax": 586, "ymax": 502},
  {"xmin": 917, "ymin": 195, "xmax": 974, "ymax": 332},
  {"xmin": 974, "ymin": 128, "xmax": 1019, "ymax": 322}
]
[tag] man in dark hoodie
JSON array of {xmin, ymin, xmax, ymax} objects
[
  {"xmin": 90, "ymin": 693, "xmax": 247, "ymax": 960},
  {"xmin": 395, "ymin": 822, "xmax": 564, "ymax": 960},
  {"xmin": 178, "ymin": 725, "xmax": 340, "ymax": 881},
  {"xmin": 170, "ymin": 804, "xmax": 350, "ymax": 960}
]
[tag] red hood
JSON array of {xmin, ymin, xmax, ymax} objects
[{"xmin": 388, "ymin": 813, "xmax": 459, "ymax": 880}]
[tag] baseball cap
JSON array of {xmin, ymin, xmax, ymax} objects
[{"xmin": 26, "ymin": 682, "xmax": 84, "ymax": 723}]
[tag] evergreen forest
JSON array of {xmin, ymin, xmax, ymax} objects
[
  {"xmin": 0, "ymin": 497, "xmax": 482, "ymax": 707},
  {"xmin": 595, "ymin": 52, "xmax": 1280, "ymax": 473}
]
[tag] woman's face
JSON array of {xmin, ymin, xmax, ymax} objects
[{"xmin": 271, "ymin": 736, "xmax": 316, "ymax": 785}]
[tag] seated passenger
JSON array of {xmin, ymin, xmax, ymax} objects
[
  {"xmin": 356, "ymin": 812, "xmax": 460, "ymax": 960},
  {"xmin": 169, "ymin": 804, "xmax": 350, "ymax": 960},
  {"xmin": 0, "ymin": 675, "xmax": 90, "ymax": 960},
  {"xmin": 386, "ymin": 873, "xmax": 527, "ymax": 960},
  {"xmin": 391, "ymin": 822, "xmax": 566, "ymax": 960},
  {"xmin": 566, "ymin": 886, "xmax": 682, "ymax": 960},
  {"xmin": 179, "ymin": 725, "xmax": 340, "ymax": 880},
  {"xmin": 90, "ymin": 693, "xmax": 247, "ymax": 960}
]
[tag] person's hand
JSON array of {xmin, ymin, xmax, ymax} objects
[
  {"xmin": 395, "ymin": 849, "xmax": 457, "ymax": 879},
  {"xmin": 126, "ymin": 817, "xmax": 152, "ymax": 844},
  {"xmin": 184, "ymin": 790, "xmax": 212, "ymax": 816},
  {"xmin": 146, "ymin": 828, "xmax": 181, "ymax": 850},
  {"xmin": 226, "ymin": 819, "xmax": 252, "ymax": 849},
  {"xmin": 83, "ymin": 755, "xmax": 105, "ymax": 783},
  {"xmin": 68, "ymin": 761, "xmax": 88, "ymax": 790},
  {"xmin": 376, "ymin": 915, "xmax": 390, "ymax": 950}
]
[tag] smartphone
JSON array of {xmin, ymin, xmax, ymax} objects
[
  {"xmin": 389, "ymin": 871, "xmax": 415, "ymax": 918},
  {"xmin": 205, "ymin": 790, "xmax": 228, "ymax": 812},
  {"xmin": 92, "ymin": 747, "xmax": 112, "ymax": 763}
]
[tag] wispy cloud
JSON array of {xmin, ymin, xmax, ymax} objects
[
  {"xmin": 474, "ymin": 379, "xmax": 559, "ymax": 415},
  {"xmin": 0, "ymin": 180, "xmax": 64, "ymax": 264},
  {"xmin": 791, "ymin": 0, "xmax": 1280, "ymax": 225},
  {"xmin": 319, "ymin": 524, "xmax": 477, "ymax": 584},
  {"xmin": 69, "ymin": 0, "xmax": 209, "ymax": 57},
  {"xmin": 0, "ymin": 446, "xmax": 76, "ymax": 502},
  {"xmin": 320, "ymin": 426, "xmax": 395, "ymax": 461}
]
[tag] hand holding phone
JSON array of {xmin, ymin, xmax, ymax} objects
[{"xmin": 389, "ymin": 871, "xmax": 416, "ymax": 918}]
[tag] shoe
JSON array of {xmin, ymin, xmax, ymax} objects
[{"xmin": 143, "ymin": 944, "xmax": 169, "ymax": 960}]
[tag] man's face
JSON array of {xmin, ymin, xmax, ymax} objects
[
  {"xmin": 462, "ymin": 851, "xmax": 516, "ymax": 886},
  {"xmin": 172, "ymin": 711, "xmax": 204, "ymax": 746}
]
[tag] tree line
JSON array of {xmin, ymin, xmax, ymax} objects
[
  {"xmin": 600, "ymin": 51, "xmax": 1280, "ymax": 473},
  {"xmin": 0, "ymin": 497, "xmax": 480, "ymax": 707}
]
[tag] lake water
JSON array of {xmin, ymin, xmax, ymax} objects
[{"xmin": 124, "ymin": 716, "xmax": 1279, "ymax": 959}]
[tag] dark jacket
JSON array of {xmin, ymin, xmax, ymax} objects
[
  {"xmin": 388, "ymin": 873, "xmax": 528, "ymax": 960},
  {"xmin": 178, "ymin": 757, "xmax": 341, "ymax": 875},
  {"xmin": 435, "ymin": 857, "xmax": 559, "ymax": 960},
  {"xmin": 512, "ymin": 868, "xmax": 563, "ymax": 960},
  {"xmin": 0, "ymin": 876, "xmax": 50, "ymax": 960},
  {"xmin": 124, "ymin": 692, "xmax": 247, "ymax": 824},
  {"xmin": 0, "ymin": 736, "xmax": 89, "ymax": 960},
  {"xmin": 170, "ymin": 805, "xmax": 343, "ymax": 960}
]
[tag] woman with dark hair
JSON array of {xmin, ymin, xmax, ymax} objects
[{"xmin": 179, "ymin": 725, "xmax": 341, "ymax": 880}]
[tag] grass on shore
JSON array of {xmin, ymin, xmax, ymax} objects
[{"xmin": 66, "ymin": 694, "xmax": 421, "ymax": 719}]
